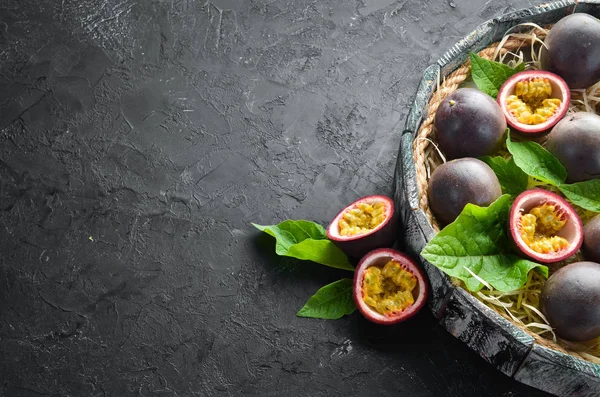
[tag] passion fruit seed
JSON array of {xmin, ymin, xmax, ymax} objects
[
  {"xmin": 519, "ymin": 203, "xmax": 569, "ymax": 254},
  {"xmin": 505, "ymin": 78, "xmax": 562, "ymax": 125},
  {"xmin": 362, "ymin": 260, "xmax": 417, "ymax": 316},
  {"xmin": 338, "ymin": 202, "xmax": 386, "ymax": 236}
]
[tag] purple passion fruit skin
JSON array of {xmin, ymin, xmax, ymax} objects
[
  {"xmin": 540, "ymin": 13, "xmax": 600, "ymax": 89},
  {"xmin": 427, "ymin": 158, "xmax": 502, "ymax": 226},
  {"xmin": 327, "ymin": 195, "xmax": 397, "ymax": 259},
  {"xmin": 434, "ymin": 88, "xmax": 507, "ymax": 160},
  {"xmin": 497, "ymin": 70, "xmax": 570, "ymax": 135},
  {"xmin": 545, "ymin": 112, "xmax": 600, "ymax": 183},
  {"xmin": 540, "ymin": 261, "xmax": 600, "ymax": 342},
  {"xmin": 509, "ymin": 189, "xmax": 583, "ymax": 264},
  {"xmin": 583, "ymin": 215, "xmax": 600, "ymax": 262},
  {"xmin": 353, "ymin": 248, "xmax": 428, "ymax": 325}
]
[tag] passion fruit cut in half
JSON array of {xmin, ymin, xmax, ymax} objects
[
  {"xmin": 353, "ymin": 248, "xmax": 428, "ymax": 325},
  {"xmin": 327, "ymin": 195, "xmax": 397, "ymax": 259},
  {"xmin": 509, "ymin": 189, "xmax": 583, "ymax": 263},
  {"xmin": 497, "ymin": 70, "xmax": 570, "ymax": 135},
  {"xmin": 540, "ymin": 261, "xmax": 600, "ymax": 341}
]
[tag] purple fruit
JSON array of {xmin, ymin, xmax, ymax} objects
[
  {"xmin": 540, "ymin": 261, "xmax": 600, "ymax": 341},
  {"xmin": 540, "ymin": 13, "xmax": 600, "ymax": 89},
  {"xmin": 583, "ymin": 215, "xmax": 600, "ymax": 262},
  {"xmin": 545, "ymin": 112, "xmax": 600, "ymax": 183},
  {"xmin": 434, "ymin": 88, "xmax": 507, "ymax": 160},
  {"xmin": 427, "ymin": 158, "xmax": 502, "ymax": 226}
]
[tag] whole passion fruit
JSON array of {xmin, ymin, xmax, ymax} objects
[
  {"xmin": 540, "ymin": 261, "xmax": 600, "ymax": 342},
  {"xmin": 545, "ymin": 112, "xmax": 600, "ymax": 183},
  {"xmin": 428, "ymin": 158, "xmax": 502, "ymax": 226},
  {"xmin": 353, "ymin": 248, "xmax": 428, "ymax": 325},
  {"xmin": 434, "ymin": 88, "xmax": 507, "ymax": 160},
  {"xmin": 540, "ymin": 13, "xmax": 600, "ymax": 89},
  {"xmin": 509, "ymin": 189, "xmax": 583, "ymax": 264},
  {"xmin": 583, "ymin": 214, "xmax": 600, "ymax": 262},
  {"xmin": 497, "ymin": 70, "xmax": 569, "ymax": 135},
  {"xmin": 327, "ymin": 195, "xmax": 397, "ymax": 259}
]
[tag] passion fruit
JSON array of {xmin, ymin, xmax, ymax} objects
[
  {"xmin": 583, "ymin": 214, "xmax": 600, "ymax": 262},
  {"xmin": 497, "ymin": 70, "xmax": 569, "ymax": 135},
  {"xmin": 509, "ymin": 189, "xmax": 583, "ymax": 264},
  {"xmin": 427, "ymin": 158, "xmax": 502, "ymax": 226},
  {"xmin": 434, "ymin": 88, "xmax": 507, "ymax": 160},
  {"xmin": 327, "ymin": 195, "xmax": 397, "ymax": 259},
  {"xmin": 540, "ymin": 261, "xmax": 600, "ymax": 342},
  {"xmin": 545, "ymin": 112, "xmax": 600, "ymax": 183},
  {"xmin": 540, "ymin": 13, "xmax": 600, "ymax": 89},
  {"xmin": 353, "ymin": 248, "xmax": 428, "ymax": 325}
]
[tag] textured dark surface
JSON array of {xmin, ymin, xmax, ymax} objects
[{"xmin": 0, "ymin": 1, "xmax": 558, "ymax": 396}]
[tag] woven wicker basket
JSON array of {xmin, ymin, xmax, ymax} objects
[{"xmin": 395, "ymin": 1, "xmax": 600, "ymax": 396}]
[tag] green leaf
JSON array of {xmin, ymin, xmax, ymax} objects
[
  {"xmin": 506, "ymin": 131, "xmax": 567, "ymax": 186},
  {"xmin": 253, "ymin": 220, "xmax": 327, "ymax": 251},
  {"xmin": 286, "ymin": 239, "xmax": 355, "ymax": 271},
  {"xmin": 559, "ymin": 180, "xmax": 600, "ymax": 212},
  {"xmin": 480, "ymin": 156, "xmax": 528, "ymax": 196},
  {"xmin": 297, "ymin": 278, "xmax": 356, "ymax": 319},
  {"xmin": 252, "ymin": 220, "xmax": 354, "ymax": 271},
  {"xmin": 421, "ymin": 195, "xmax": 548, "ymax": 292},
  {"xmin": 470, "ymin": 53, "xmax": 525, "ymax": 98}
]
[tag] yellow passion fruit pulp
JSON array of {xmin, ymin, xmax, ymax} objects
[
  {"xmin": 519, "ymin": 203, "xmax": 569, "ymax": 254},
  {"xmin": 353, "ymin": 248, "xmax": 427, "ymax": 325},
  {"xmin": 505, "ymin": 78, "xmax": 562, "ymax": 125},
  {"xmin": 338, "ymin": 202, "xmax": 386, "ymax": 236},
  {"xmin": 509, "ymin": 189, "xmax": 583, "ymax": 263},
  {"xmin": 327, "ymin": 195, "xmax": 397, "ymax": 259},
  {"xmin": 362, "ymin": 260, "xmax": 417, "ymax": 316}
]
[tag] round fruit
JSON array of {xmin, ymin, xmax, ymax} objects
[
  {"xmin": 509, "ymin": 189, "xmax": 583, "ymax": 264},
  {"xmin": 540, "ymin": 13, "xmax": 600, "ymax": 89},
  {"xmin": 427, "ymin": 158, "xmax": 502, "ymax": 226},
  {"xmin": 540, "ymin": 261, "xmax": 600, "ymax": 341},
  {"xmin": 545, "ymin": 112, "xmax": 600, "ymax": 183},
  {"xmin": 327, "ymin": 195, "xmax": 397, "ymax": 259},
  {"xmin": 434, "ymin": 88, "xmax": 507, "ymax": 160},
  {"xmin": 497, "ymin": 70, "xmax": 570, "ymax": 135},
  {"xmin": 583, "ymin": 215, "xmax": 600, "ymax": 262},
  {"xmin": 353, "ymin": 248, "xmax": 428, "ymax": 325}
]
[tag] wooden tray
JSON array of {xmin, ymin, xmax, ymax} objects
[{"xmin": 394, "ymin": 1, "xmax": 600, "ymax": 395}]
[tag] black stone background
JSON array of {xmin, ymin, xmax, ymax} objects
[{"xmin": 0, "ymin": 0, "xmax": 556, "ymax": 396}]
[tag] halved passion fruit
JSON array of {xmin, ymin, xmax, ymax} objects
[
  {"xmin": 353, "ymin": 248, "xmax": 428, "ymax": 325},
  {"xmin": 327, "ymin": 195, "xmax": 397, "ymax": 259},
  {"xmin": 509, "ymin": 189, "xmax": 583, "ymax": 263},
  {"xmin": 497, "ymin": 70, "xmax": 570, "ymax": 135}
]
